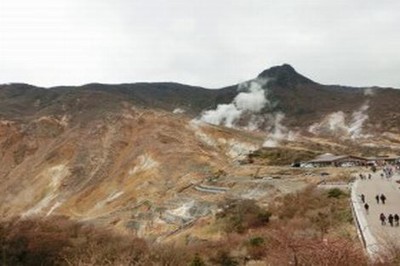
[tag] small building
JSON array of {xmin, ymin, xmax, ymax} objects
[
  {"xmin": 306, "ymin": 153, "xmax": 367, "ymax": 167},
  {"xmin": 366, "ymin": 156, "xmax": 400, "ymax": 166}
]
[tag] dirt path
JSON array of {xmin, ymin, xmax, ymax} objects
[{"xmin": 354, "ymin": 170, "xmax": 400, "ymax": 257}]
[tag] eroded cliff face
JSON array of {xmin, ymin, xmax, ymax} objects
[{"xmin": 0, "ymin": 105, "xmax": 264, "ymax": 237}]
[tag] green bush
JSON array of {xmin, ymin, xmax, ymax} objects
[
  {"xmin": 191, "ymin": 253, "xmax": 206, "ymax": 266},
  {"xmin": 327, "ymin": 188, "xmax": 345, "ymax": 198},
  {"xmin": 217, "ymin": 199, "xmax": 271, "ymax": 233},
  {"xmin": 211, "ymin": 251, "xmax": 238, "ymax": 266},
  {"xmin": 249, "ymin": 236, "xmax": 265, "ymax": 247}
]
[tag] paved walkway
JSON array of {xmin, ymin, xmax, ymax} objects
[{"xmin": 352, "ymin": 171, "xmax": 400, "ymax": 259}]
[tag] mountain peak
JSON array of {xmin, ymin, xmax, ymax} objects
[{"xmin": 257, "ymin": 64, "xmax": 316, "ymax": 87}]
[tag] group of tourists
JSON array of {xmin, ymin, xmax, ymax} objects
[
  {"xmin": 358, "ymin": 170, "xmax": 400, "ymax": 228},
  {"xmin": 375, "ymin": 194, "xmax": 387, "ymax": 204},
  {"xmin": 360, "ymin": 192, "xmax": 386, "ymax": 204},
  {"xmin": 380, "ymin": 213, "xmax": 400, "ymax": 227},
  {"xmin": 382, "ymin": 166, "xmax": 395, "ymax": 179},
  {"xmin": 359, "ymin": 173, "xmax": 372, "ymax": 180}
]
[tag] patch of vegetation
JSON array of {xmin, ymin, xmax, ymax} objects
[
  {"xmin": 249, "ymin": 147, "xmax": 318, "ymax": 165},
  {"xmin": 270, "ymin": 186, "xmax": 353, "ymax": 238},
  {"xmin": 0, "ymin": 210, "xmax": 369, "ymax": 266},
  {"xmin": 210, "ymin": 251, "xmax": 239, "ymax": 266},
  {"xmin": 249, "ymin": 236, "xmax": 265, "ymax": 247},
  {"xmin": 13, "ymin": 144, "xmax": 27, "ymax": 165},
  {"xmin": 216, "ymin": 199, "xmax": 271, "ymax": 233},
  {"xmin": 190, "ymin": 253, "xmax": 206, "ymax": 266},
  {"xmin": 327, "ymin": 188, "xmax": 346, "ymax": 198}
]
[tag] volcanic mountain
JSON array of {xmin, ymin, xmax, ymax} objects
[
  {"xmin": 2, "ymin": 64, "xmax": 400, "ymax": 132},
  {"xmin": 1, "ymin": 64, "xmax": 400, "ymax": 238}
]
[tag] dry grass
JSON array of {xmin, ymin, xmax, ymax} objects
[{"xmin": 3, "ymin": 186, "xmax": 394, "ymax": 265}]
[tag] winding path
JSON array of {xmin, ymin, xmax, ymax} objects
[{"xmin": 352, "ymin": 171, "xmax": 400, "ymax": 259}]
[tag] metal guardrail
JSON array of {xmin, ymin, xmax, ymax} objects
[
  {"xmin": 349, "ymin": 184, "xmax": 367, "ymax": 248},
  {"xmin": 194, "ymin": 184, "xmax": 229, "ymax": 193},
  {"xmin": 349, "ymin": 180, "xmax": 381, "ymax": 261}
]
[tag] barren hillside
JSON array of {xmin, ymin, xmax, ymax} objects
[{"xmin": 1, "ymin": 64, "xmax": 400, "ymax": 241}]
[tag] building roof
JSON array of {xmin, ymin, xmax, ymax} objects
[
  {"xmin": 308, "ymin": 153, "xmax": 366, "ymax": 163},
  {"xmin": 365, "ymin": 156, "xmax": 399, "ymax": 161}
]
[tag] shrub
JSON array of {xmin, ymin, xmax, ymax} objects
[
  {"xmin": 190, "ymin": 253, "xmax": 206, "ymax": 266},
  {"xmin": 249, "ymin": 236, "xmax": 265, "ymax": 247},
  {"xmin": 262, "ymin": 229, "xmax": 368, "ymax": 265},
  {"xmin": 327, "ymin": 188, "xmax": 345, "ymax": 198},
  {"xmin": 270, "ymin": 186, "xmax": 353, "ymax": 236},
  {"xmin": 211, "ymin": 251, "xmax": 238, "ymax": 266},
  {"xmin": 217, "ymin": 199, "xmax": 271, "ymax": 233},
  {"xmin": 247, "ymin": 236, "xmax": 267, "ymax": 259}
]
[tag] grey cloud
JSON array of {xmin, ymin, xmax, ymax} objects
[{"xmin": 0, "ymin": 0, "xmax": 400, "ymax": 88}]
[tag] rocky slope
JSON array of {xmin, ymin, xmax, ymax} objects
[{"xmin": 0, "ymin": 104, "xmax": 268, "ymax": 237}]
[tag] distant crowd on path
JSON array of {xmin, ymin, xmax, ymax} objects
[
  {"xmin": 359, "ymin": 165, "xmax": 397, "ymax": 181},
  {"xmin": 382, "ymin": 165, "xmax": 394, "ymax": 179},
  {"xmin": 359, "ymin": 173, "xmax": 372, "ymax": 180}
]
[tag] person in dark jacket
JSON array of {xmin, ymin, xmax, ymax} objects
[
  {"xmin": 361, "ymin": 194, "xmax": 365, "ymax": 203},
  {"xmin": 394, "ymin": 214, "xmax": 399, "ymax": 226},
  {"xmin": 388, "ymin": 214, "xmax": 394, "ymax": 227},
  {"xmin": 380, "ymin": 194, "xmax": 386, "ymax": 204},
  {"xmin": 364, "ymin": 203, "xmax": 369, "ymax": 214},
  {"xmin": 375, "ymin": 195, "xmax": 380, "ymax": 204},
  {"xmin": 380, "ymin": 213, "xmax": 386, "ymax": 225}
]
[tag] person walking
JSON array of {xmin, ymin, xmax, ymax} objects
[
  {"xmin": 375, "ymin": 195, "xmax": 380, "ymax": 204},
  {"xmin": 380, "ymin": 213, "xmax": 386, "ymax": 225},
  {"xmin": 368, "ymin": 174, "xmax": 372, "ymax": 180},
  {"xmin": 361, "ymin": 194, "xmax": 365, "ymax": 203},
  {"xmin": 389, "ymin": 214, "xmax": 394, "ymax": 227},
  {"xmin": 364, "ymin": 203, "xmax": 369, "ymax": 214},
  {"xmin": 395, "ymin": 214, "xmax": 399, "ymax": 226},
  {"xmin": 380, "ymin": 194, "xmax": 387, "ymax": 204}
]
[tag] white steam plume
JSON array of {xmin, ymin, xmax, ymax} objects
[
  {"xmin": 200, "ymin": 104, "xmax": 243, "ymax": 128},
  {"xmin": 364, "ymin": 88, "xmax": 375, "ymax": 96},
  {"xmin": 235, "ymin": 80, "xmax": 268, "ymax": 112},
  {"xmin": 327, "ymin": 112, "xmax": 347, "ymax": 132},
  {"xmin": 197, "ymin": 78, "xmax": 297, "ymax": 148},
  {"xmin": 349, "ymin": 102, "xmax": 369, "ymax": 139},
  {"xmin": 263, "ymin": 113, "xmax": 297, "ymax": 147},
  {"xmin": 199, "ymin": 78, "xmax": 269, "ymax": 128},
  {"xmin": 173, "ymin": 108, "xmax": 186, "ymax": 114},
  {"xmin": 308, "ymin": 101, "xmax": 370, "ymax": 139}
]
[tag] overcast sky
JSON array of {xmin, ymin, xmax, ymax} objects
[{"xmin": 1, "ymin": 0, "xmax": 400, "ymax": 88}]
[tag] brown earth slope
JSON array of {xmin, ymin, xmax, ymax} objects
[{"xmin": 0, "ymin": 104, "xmax": 265, "ymax": 237}]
